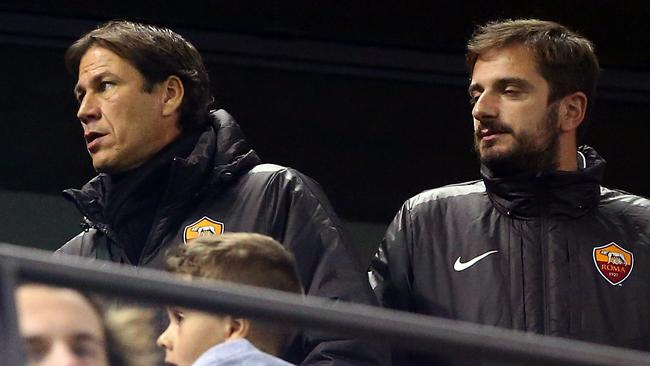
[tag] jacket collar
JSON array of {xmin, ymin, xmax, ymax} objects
[
  {"xmin": 482, "ymin": 145, "xmax": 604, "ymax": 220},
  {"xmin": 63, "ymin": 109, "xmax": 261, "ymax": 226}
]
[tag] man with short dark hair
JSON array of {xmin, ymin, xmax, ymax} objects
[
  {"xmin": 58, "ymin": 20, "xmax": 387, "ymax": 366},
  {"xmin": 369, "ymin": 18, "xmax": 650, "ymax": 364},
  {"xmin": 158, "ymin": 233, "xmax": 303, "ymax": 366}
]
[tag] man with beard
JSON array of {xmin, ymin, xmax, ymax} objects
[
  {"xmin": 369, "ymin": 19, "xmax": 650, "ymax": 364},
  {"xmin": 57, "ymin": 20, "xmax": 387, "ymax": 366}
]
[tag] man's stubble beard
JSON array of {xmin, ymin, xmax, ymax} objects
[{"xmin": 474, "ymin": 102, "xmax": 561, "ymax": 177}]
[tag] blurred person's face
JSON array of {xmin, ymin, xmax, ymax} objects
[
  {"xmin": 74, "ymin": 46, "xmax": 182, "ymax": 173},
  {"xmin": 16, "ymin": 285, "xmax": 109, "ymax": 366},
  {"xmin": 158, "ymin": 306, "xmax": 236, "ymax": 366}
]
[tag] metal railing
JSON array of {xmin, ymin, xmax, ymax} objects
[{"xmin": 1, "ymin": 242, "xmax": 649, "ymax": 366}]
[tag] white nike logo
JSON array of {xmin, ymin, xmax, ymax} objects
[{"xmin": 453, "ymin": 250, "xmax": 499, "ymax": 271}]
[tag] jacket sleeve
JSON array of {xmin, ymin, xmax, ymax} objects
[
  {"xmin": 277, "ymin": 171, "xmax": 390, "ymax": 366},
  {"xmin": 56, "ymin": 229, "xmax": 115, "ymax": 262},
  {"xmin": 370, "ymin": 203, "xmax": 439, "ymax": 366},
  {"xmin": 368, "ymin": 201, "xmax": 415, "ymax": 313},
  {"xmin": 56, "ymin": 230, "xmax": 94, "ymax": 256}
]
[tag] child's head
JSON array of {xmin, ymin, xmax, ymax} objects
[{"xmin": 157, "ymin": 233, "xmax": 303, "ymax": 366}]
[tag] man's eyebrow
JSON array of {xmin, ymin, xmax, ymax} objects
[
  {"xmin": 71, "ymin": 332, "xmax": 105, "ymax": 344},
  {"xmin": 73, "ymin": 71, "xmax": 115, "ymax": 97},
  {"xmin": 23, "ymin": 335, "xmax": 47, "ymax": 344},
  {"xmin": 495, "ymin": 77, "xmax": 534, "ymax": 90},
  {"xmin": 468, "ymin": 77, "xmax": 534, "ymax": 95}
]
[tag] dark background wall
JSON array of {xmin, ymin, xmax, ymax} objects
[{"xmin": 1, "ymin": 1, "xmax": 648, "ymax": 263}]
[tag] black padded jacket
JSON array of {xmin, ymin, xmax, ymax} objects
[
  {"xmin": 58, "ymin": 109, "xmax": 388, "ymax": 366},
  {"xmin": 369, "ymin": 146, "xmax": 650, "ymax": 364}
]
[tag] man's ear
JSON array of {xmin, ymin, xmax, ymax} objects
[
  {"xmin": 558, "ymin": 91, "xmax": 587, "ymax": 133},
  {"xmin": 227, "ymin": 317, "xmax": 251, "ymax": 340},
  {"xmin": 161, "ymin": 75, "xmax": 184, "ymax": 117}
]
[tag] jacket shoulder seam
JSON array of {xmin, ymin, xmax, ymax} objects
[{"xmin": 406, "ymin": 180, "xmax": 485, "ymax": 209}]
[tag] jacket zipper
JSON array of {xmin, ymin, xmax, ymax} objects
[
  {"xmin": 538, "ymin": 179, "xmax": 549, "ymax": 335},
  {"xmin": 80, "ymin": 216, "xmax": 133, "ymax": 265}
]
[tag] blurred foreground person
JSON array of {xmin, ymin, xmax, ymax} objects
[
  {"xmin": 16, "ymin": 284, "xmax": 156, "ymax": 366},
  {"xmin": 158, "ymin": 233, "xmax": 302, "ymax": 366},
  {"xmin": 16, "ymin": 284, "xmax": 110, "ymax": 366}
]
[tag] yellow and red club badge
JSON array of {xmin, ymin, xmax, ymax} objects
[
  {"xmin": 183, "ymin": 216, "xmax": 224, "ymax": 245},
  {"xmin": 592, "ymin": 242, "xmax": 634, "ymax": 286}
]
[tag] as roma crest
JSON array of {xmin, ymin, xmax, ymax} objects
[
  {"xmin": 592, "ymin": 242, "xmax": 634, "ymax": 286},
  {"xmin": 183, "ymin": 216, "xmax": 224, "ymax": 244}
]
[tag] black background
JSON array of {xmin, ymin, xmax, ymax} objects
[{"xmin": 0, "ymin": 2, "xmax": 648, "ymax": 250}]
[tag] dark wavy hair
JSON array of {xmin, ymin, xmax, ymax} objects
[{"xmin": 65, "ymin": 20, "xmax": 213, "ymax": 130}]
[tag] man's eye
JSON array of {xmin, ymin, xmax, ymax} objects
[
  {"xmin": 503, "ymin": 88, "xmax": 521, "ymax": 96},
  {"xmin": 24, "ymin": 340, "xmax": 49, "ymax": 362},
  {"xmin": 98, "ymin": 81, "xmax": 115, "ymax": 92},
  {"xmin": 72, "ymin": 341, "xmax": 100, "ymax": 358},
  {"xmin": 469, "ymin": 94, "xmax": 480, "ymax": 105}
]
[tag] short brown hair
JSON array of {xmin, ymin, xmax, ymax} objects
[
  {"xmin": 166, "ymin": 233, "xmax": 302, "ymax": 294},
  {"xmin": 165, "ymin": 233, "xmax": 303, "ymax": 354},
  {"xmin": 466, "ymin": 19, "xmax": 600, "ymax": 142},
  {"xmin": 65, "ymin": 20, "xmax": 213, "ymax": 131}
]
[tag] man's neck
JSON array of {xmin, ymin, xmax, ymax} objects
[{"xmin": 555, "ymin": 137, "xmax": 579, "ymax": 172}]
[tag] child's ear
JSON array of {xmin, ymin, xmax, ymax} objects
[{"xmin": 227, "ymin": 317, "xmax": 251, "ymax": 340}]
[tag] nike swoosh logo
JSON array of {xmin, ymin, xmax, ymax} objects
[{"xmin": 453, "ymin": 250, "xmax": 499, "ymax": 271}]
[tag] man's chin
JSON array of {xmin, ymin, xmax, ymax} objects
[
  {"xmin": 91, "ymin": 160, "xmax": 107, "ymax": 173},
  {"xmin": 93, "ymin": 159, "xmax": 142, "ymax": 175},
  {"xmin": 91, "ymin": 159, "xmax": 118, "ymax": 174},
  {"xmin": 478, "ymin": 144, "xmax": 514, "ymax": 164},
  {"xmin": 476, "ymin": 146, "xmax": 522, "ymax": 176}
]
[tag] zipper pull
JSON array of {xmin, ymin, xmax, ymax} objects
[{"xmin": 79, "ymin": 217, "xmax": 93, "ymax": 232}]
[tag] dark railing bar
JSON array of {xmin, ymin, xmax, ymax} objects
[{"xmin": 1, "ymin": 243, "xmax": 649, "ymax": 366}]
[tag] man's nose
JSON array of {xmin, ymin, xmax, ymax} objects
[
  {"xmin": 42, "ymin": 342, "xmax": 84, "ymax": 366},
  {"xmin": 472, "ymin": 92, "xmax": 499, "ymax": 121},
  {"xmin": 77, "ymin": 94, "xmax": 100, "ymax": 124}
]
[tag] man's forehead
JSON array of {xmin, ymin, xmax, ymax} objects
[
  {"xmin": 470, "ymin": 44, "xmax": 544, "ymax": 84},
  {"xmin": 23, "ymin": 330, "xmax": 104, "ymax": 343},
  {"xmin": 74, "ymin": 46, "xmax": 145, "ymax": 94},
  {"xmin": 17, "ymin": 286, "xmax": 102, "ymax": 327},
  {"xmin": 75, "ymin": 48, "xmax": 115, "ymax": 90},
  {"xmin": 77, "ymin": 46, "xmax": 142, "ymax": 83},
  {"xmin": 79, "ymin": 47, "xmax": 122, "ymax": 74},
  {"xmin": 476, "ymin": 43, "xmax": 535, "ymax": 62}
]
